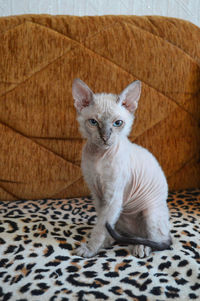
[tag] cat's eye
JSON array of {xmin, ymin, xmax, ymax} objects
[
  {"xmin": 113, "ymin": 120, "xmax": 123, "ymax": 127},
  {"xmin": 88, "ymin": 119, "xmax": 98, "ymax": 126}
]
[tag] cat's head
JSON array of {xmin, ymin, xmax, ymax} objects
[{"xmin": 72, "ymin": 78, "xmax": 141, "ymax": 148}]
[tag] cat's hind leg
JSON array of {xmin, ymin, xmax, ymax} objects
[
  {"xmin": 143, "ymin": 204, "xmax": 172, "ymax": 248},
  {"xmin": 131, "ymin": 204, "xmax": 171, "ymax": 258},
  {"xmin": 116, "ymin": 213, "xmax": 152, "ymax": 258}
]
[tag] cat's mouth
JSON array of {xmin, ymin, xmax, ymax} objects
[
  {"xmin": 101, "ymin": 139, "xmax": 113, "ymax": 148},
  {"xmin": 103, "ymin": 142, "xmax": 110, "ymax": 147},
  {"xmin": 94, "ymin": 136, "xmax": 113, "ymax": 148}
]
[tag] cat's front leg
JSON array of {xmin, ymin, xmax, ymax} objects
[{"xmin": 76, "ymin": 197, "xmax": 122, "ymax": 257}]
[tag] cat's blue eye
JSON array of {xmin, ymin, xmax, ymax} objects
[
  {"xmin": 88, "ymin": 119, "xmax": 98, "ymax": 126},
  {"xmin": 113, "ymin": 120, "xmax": 123, "ymax": 127}
]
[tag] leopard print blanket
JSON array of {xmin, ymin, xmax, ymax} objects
[{"xmin": 0, "ymin": 190, "xmax": 200, "ymax": 301}]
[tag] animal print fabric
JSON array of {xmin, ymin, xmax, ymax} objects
[{"xmin": 0, "ymin": 190, "xmax": 200, "ymax": 301}]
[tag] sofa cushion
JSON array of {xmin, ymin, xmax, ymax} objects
[
  {"xmin": 0, "ymin": 189, "xmax": 199, "ymax": 300},
  {"xmin": 0, "ymin": 15, "xmax": 199, "ymax": 200}
]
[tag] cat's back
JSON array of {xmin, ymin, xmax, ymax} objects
[
  {"xmin": 129, "ymin": 141, "xmax": 168, "ymax": 191},
  {"xmin": 130, "ymin": 142, "xmax": 162, "ymax": 170}
]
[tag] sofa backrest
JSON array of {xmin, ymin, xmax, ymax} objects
[{"xmin": 0, "ymin": 15, "xmax": 199, "ymax": 200}]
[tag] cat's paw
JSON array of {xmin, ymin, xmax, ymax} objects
[
  {"xmin": 131, "ymin": 245, "xmax": 151, "ymax": 258},
  {"xmin": 75, "ymin": 243, "xmax": 98, "ymax": 258}
]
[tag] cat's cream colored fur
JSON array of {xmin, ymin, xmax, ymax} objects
[{"xmin": 72, "ymin": 78, "xmax": 171, "ymax": 258}]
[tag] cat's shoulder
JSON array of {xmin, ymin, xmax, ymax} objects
[{"xmin": 130, "ymin": 141, "xmax": 156, "ymax": 160}]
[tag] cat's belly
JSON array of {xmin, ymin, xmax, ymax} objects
[{"xmin": 122, "ymin": 167, "xmax": 168, "ymax": 215}]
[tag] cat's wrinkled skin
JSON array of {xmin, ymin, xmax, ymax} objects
[{"xmin": 72, "ymin": 78, "xmax": 172, "ymax": 258}]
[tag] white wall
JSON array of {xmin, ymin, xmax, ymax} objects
[{"xmin": 0, "ymin": 0, "xmax": 199, "ymax": 27}]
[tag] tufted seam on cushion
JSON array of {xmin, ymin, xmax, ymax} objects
[
  {"xmin": 167, "ymin": 154, "xmax": 200, "ymax": 180},
  {"xmin": 0, "ymin": 120, "xmax": 81, "ymax": 170},
  {"xmin": 117, "ymin": 19, "xmax": 200, "ymax": 70},
  {"xmin": 31, "ymin": 136, "xmax": 83, "ymax": 141},
  {"xmin": 0, "ymin": 47, "xmax": 77, "ymax": 98},
  {"xmin": 0, "ymin": 178, "xmax": 24, "ymax": 184},
  {"xmin": 51, "ymin": 176, "xmax": 84, "ymax": 199},
  {"xmin": 0, "ymin": 22, "xmax": 26, "ymax": 36},
  {"xmin": 31, "ymin": 138, "xmax": 83, "ymax": 168},
  {"xmin": 30, "ymin": 19, "xmax": 120, "ymax": 45},
  {"xmin": 117, "ymin": 18, "xmax": 200, "ymax": 67},
  {"xmin": 31, "ymin": 138, "xmax": 81, "ymax": 167},
  {"xmin": 0, "ymin": 182, "xmax": 19, "ymax": 199},
  {"xmin": 172, "ymin": 154, "xmax": 200, "ymax": 178},
  {"xmin": 80, "ymin": 21, "xmax": 119, "ymax": 43},
  {"xmin": 130, "ymin": 105, "xmax": 199, "ymax": 141},
  {"xmin": 0, "ymin": 20, "xmax": 75, "ymax": 84},
  {"xmin": 0, "ymin": 21, "xmax": 120, "ymax": 98}
]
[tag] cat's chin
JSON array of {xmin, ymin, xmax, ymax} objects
[
  {"xmin": 89, "ymin": 140, "xmax": 113, "ymax": 149},
  {"xmin": 95, "ymin": 143, "xmax": 112, "ymax": 150},
  {"xmin": 100, "ymin": 140, "xmax": 114, "ymax": 149}
]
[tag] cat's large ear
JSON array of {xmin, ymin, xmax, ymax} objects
[
  {"xmin": 118, "ymin": 80, "xmax": 141, "ymax": 113},
  {"xmin": 72, "ymin": 78, "xmax": 94, "ymax": 112}
]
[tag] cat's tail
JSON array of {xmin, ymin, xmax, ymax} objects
[{"xmin": 105, "ymin": 222, "xmax": 172, "ymax": 251}]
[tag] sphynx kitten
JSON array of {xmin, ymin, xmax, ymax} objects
[{"xmin": 72, "ymin": 78, "xmax": 172, "ymax": 258}]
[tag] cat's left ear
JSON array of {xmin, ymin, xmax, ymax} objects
[{"xmin": 118, "ymin": 80, "xmax": 141, "ymax": 113}]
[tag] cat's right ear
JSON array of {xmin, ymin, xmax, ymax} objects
[{"xmin": 72, "ymin": 78, "xmax": 94, "ymax": 112}]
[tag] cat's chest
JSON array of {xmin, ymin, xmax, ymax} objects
[
  {"xmin": 82, "ymin": 152, "xmax": 115, "ymax": 179},
  {"xmin": 82, "ymin": 148, "xmax": 120, "ymax": 189}
]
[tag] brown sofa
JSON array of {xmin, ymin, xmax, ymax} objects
[
  {"xmin": 0, "ymin": 14, "xmax": 199, "ymax": 201},
  {"xmin": 0, "ymin": 15, "xmax": 199, "ymax": 301}
]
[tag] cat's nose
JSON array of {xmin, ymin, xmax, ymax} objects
[{"xmin": 100, "ymin": 128, "xmax": 112, "ymax": 143}]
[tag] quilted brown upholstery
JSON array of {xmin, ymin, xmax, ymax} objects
[{"xmin": 0, "ymin": 15, "xmax": 199, "ymax": 200}]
